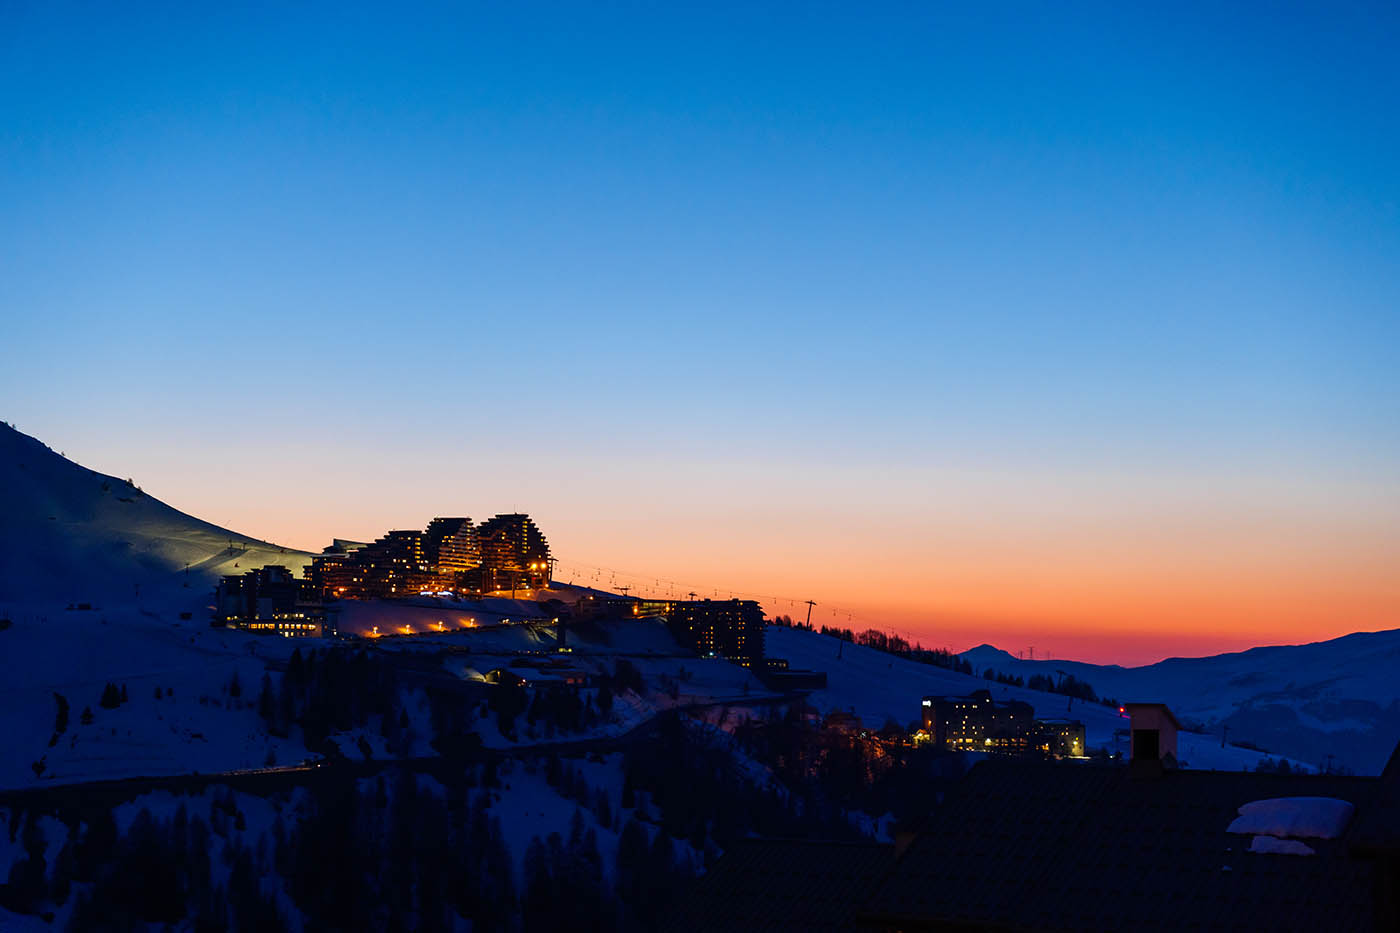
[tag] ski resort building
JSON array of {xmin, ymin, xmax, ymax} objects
[
  {"xmin": 304, "ymin": 539, "xmax": 368, "ymax": 597},
  {"xmin": 1034, "ymin": 718, "xmax": 1088, "ymax": 758},
  {"xmin": 920, "ymin": 690, "xmax": 1037, "ymax": 753},
  {"xmin": 214, "ymin": 564, "xmax": 325, "ymax": 636},
  {"xmin": 917, "ymin": 690, "xmax": 1086, "ymax": 758},
  {"xmin": 475, "ymin": 513, "xmax": 552, "ymax": 592},
  {"xmin": 425, "ymin": 516, "xmax": 481, "ymax": 575},
  {"xmin": 303, "ymin": 513, "xmax": 552, "ymax": 599},
  {"xmin": 342, "ymin": 529, "xmax": 439, "ymax": 597},
  {"xmin": 667, "ymin": 599, "xmax": 766, "ymax": 668}
]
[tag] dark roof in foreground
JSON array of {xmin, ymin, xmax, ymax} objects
[
  {"xmin": 667, "ymin": 838, "xmax": 895, "ymax": 933},
  {"xmin": 863, "ymin": 758, "xmax": 1387, "ymax": 932}
]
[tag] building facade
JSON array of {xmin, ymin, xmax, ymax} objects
[
  {"xmin": 918, "ymin": 690, "xmax": 1086, "ymax": 758},
  {"xmin": 667, "ymin": 599, "xmax": 766, "ymax": 668},
  {"xmin": 214, "ymin": 565, "xmax": 324, "ymax": 636},
  {"xmin": 424, "ymin": 517, "xmax": 481, "ymax": 576},
  {"xmin": 1033, "ymin": 718, "xmax": 1088, "ymax": 758},
  {"xmin": 304, "ymin": 514, "xmax": 552, "ymax": 600},
  {"xmin": 475, "ymin": 513, "xmax": 552, "ymax": 591},
  {"xmin": 921, "ymin": 690, "xmax": 1036, "ymax": 753}
]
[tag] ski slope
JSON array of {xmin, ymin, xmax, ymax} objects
[
  {"xmin": 767, "ymin": 626, "xmax": 1306, "ymax": 772},
  {"xmin": 963, "ymin": 632, "xmax": 1400, "ymax": 774},
  {"xmin": 0, "ymin": 422, "xmax": 313, "ymax": 608}
]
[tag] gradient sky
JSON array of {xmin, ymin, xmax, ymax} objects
[{"xmin": 3, "ymin": 2, "xmax": 1398, "ymax": 664}]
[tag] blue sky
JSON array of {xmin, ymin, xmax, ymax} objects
[{"xmin": 3, "ymin": 2, "xmax": 1397, "ymax": 660}]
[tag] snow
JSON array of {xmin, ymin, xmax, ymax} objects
[
  {"xmin": 0, "ymin": 786, "xmax": 309, "ymax": 931},
  {"xmin": 1226, "ymin": 797, "xmax": 1355, "ymax": 839},
  {"xmin": 330, "ymin": 596, "xmax": 551, "ymax": 636},
  {"xmin": 486, "ymin": 763, "xmax": 612, "ymax": 871},
  {"xmin": 0, "ymin": 423, "xmax": 314, "ymax": 608},
  {"xmin": 474, "ymin": 755, "xmax": 709, "ymax": 884},
  {"xmin": 767, "ymin": 625, "xmax": 1303, "ymax": 772},
  {"xmin": 0, "ymin": 419, "xmax": 1362, "ymax": 791},
  {"xmin": 1247, "ymin": 835, "xmax": 1316, "ymax": 856},
  {"xmin": 961, "ymin": 630, "xmax": 1400, "ymax": 773},
  {"xmin": 0, "ymin": 609, "xmax": 317, "ymax": 789}
]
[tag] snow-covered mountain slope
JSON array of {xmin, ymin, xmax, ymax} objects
[
  {"xmin": 768, "ymin": 625, "xmax": 1308, "ymax": 773},
  {"xmin": 0, "ymin": 422, "xmax": 312, "ymax": 606},
  {"xmin": 962, "ymin": 632, "xmax": 1400, "ymax": 774},
  {"xmin": 0, "ymin": 608, "xmax": 320, "ymax": 789}
]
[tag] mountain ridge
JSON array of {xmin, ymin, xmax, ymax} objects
[
  {"xmin": 0, "ymin": 421, "xmax": 313, "ymax": 606},
  {"xmin": 961, "ymin": 627, "xmax": 1400, "ymax": 773}
]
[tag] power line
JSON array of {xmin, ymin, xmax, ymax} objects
[{"xmin": 551, "ymin": 555, "xmax": 943, "ymax": 650}]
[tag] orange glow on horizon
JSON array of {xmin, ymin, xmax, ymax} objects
[{"xmin": 81, "ymin": 439, "xmax": 1398, "ymax": 668}]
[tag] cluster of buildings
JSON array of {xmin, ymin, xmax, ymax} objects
[
  {"xmin": 213, "ymin": 564, "xmax": 326, "ymax": 637},
  {"xmin": 668, "ymin": 598, "xmax": 767, "ymax": 668},
  {"xmin": 916, "ymin": 689, "xmax": 1086, "ymax": 759},
  {"xmin": 214, "ymin": 513, "xmax": 552, "ymax": 635},
  {"xmin": 577, "ymin": 595, "xmax": 769, "ymax": 669},
  {"xmin": 307, "ymin": 513, "xmax": 552, "ymax": 599},
  {"xmin": 212, "ymin": 519, "xmax": 811, "ymax": 687},
  {"xmin": 675, "ymin": 706, "xmax": 1400, "ymax": 932}
]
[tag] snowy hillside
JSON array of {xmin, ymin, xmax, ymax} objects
[
  {"xmin": 0, "ymin": 422, "xmax": 312, "ymax": 607},
  {"xmin": 0, "ymin": 608, "xmax": 320, "ymax": 789},
  {"xmin": 962, "ymin": 632, "xmax": 1400, "ymax": 774},
  {"xmin": 767, "ymin": 626, "xmax": 1305, "ymax": 773}
]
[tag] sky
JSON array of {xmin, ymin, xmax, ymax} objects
[{"xmin": 3, "ymin": 2, "xmax": 1398, "ymax": 665}]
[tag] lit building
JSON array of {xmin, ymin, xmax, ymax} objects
[
  {"xmin": 1033, "ymin": 718, "xmax": 1088, "ymax": 758},
  {"xmin": 667, "ymin": 599, "xmax": 766, "ymax": 668},
  {"xmin": 305, "ymin": 514, "xmax": 552, "ymax": 601},
  {"xmin": 920, "ymin": 690, "xmax": 1035, "ymax": 753},
  {"xmin": 424, "ymin": 517, "xmax": 481, "ymax": 576},
  {"xmin": 355, "ymin": 529, "xmax": 442, "ymax": 596},
  {"xmin": 305, "ymin": 539, "xmax": 368, "ymax": 598},
  {"xmin": 576, "ymin": 596, "xmax": 673, "ymax": 619},
  {"xmin": 919, "ymin": 691, "xmax": 1087, "ymax": 759},
  {"xmin": 214, "ymin": 565, "xmax": 325, "ymax": 636},
  {"xmin": 476, "ymin": 513, "xmax": 552, "ymax": 591},
  {"xmin": 307, "ymin": 529, "xmax": 442, "ymax": 599}
]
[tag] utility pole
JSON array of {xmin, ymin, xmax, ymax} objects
[
  {"xmin": 1221, "ymin": 725, "xmax": 1229, "ymax": 748},
  {"xmin": 804, "ymin": 599, "xmax": 816, "ymax": 629},
  {"xmin": 620, "ymin": 585, "xmax": 631, "ymax": 598}
]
